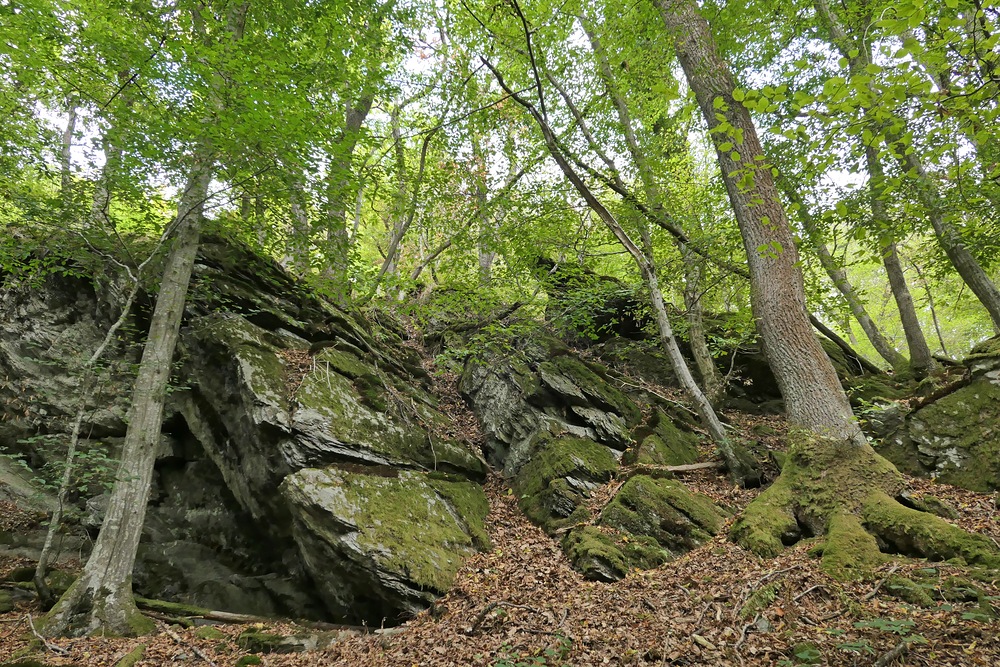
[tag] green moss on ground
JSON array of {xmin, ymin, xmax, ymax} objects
[
  {"xmin": 739, "ymin": 582, "xmax": 780, "ymax": 619},
  {"xmin": 237, "ymin": 629, "xmax": 286, "ymax": 654},
  {"xmin": 628, "ymin": 411, "xmax": 700, "ymax": 466},
  {"xmin": 733, "ymin": 431, "xmax": 1000, "ymax": 579},
  {"xmin": 194, "ymin": 626, "xmax": 227, "ymax": 640},
  {"xmin": 113, "ymin": 644, "xmax": 145, "ymax": 667},
  {"xmin": 600, "ymin": 475, "xmax": 724, "ymax": 555}
]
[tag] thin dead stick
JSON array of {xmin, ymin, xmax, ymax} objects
[
  {"xmin": 734, "ymin": 613, "xmax": 759, "ymax": 651},
  {"xmin": 793, "ymin": 585, "xmax": 825, "ymax": 602},
  {"xmin": 160, "ymin": 622, "xmax": 218, "ymax": 667},
  {"xmin": 26, "ymin": 614, "xmax": 69, "ymax": 655},
  {"xmin": 873, "ymin": 639, "xmax": 909, "ymax": 666},
  {"xmin": 864, "ymin": 565, "xmax": 900, "ymax": 601}
]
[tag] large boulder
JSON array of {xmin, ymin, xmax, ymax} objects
[
  {"xmin": 0, "ymin": 235, "xmax": 489, "ymax": 624},
  {"xmin": 876, "ymin": 337, "xmax": 1000, "ymax": 491},
  {"xmin": 281, "ymin": 467, "xmax": 488, "ymax": 624}
]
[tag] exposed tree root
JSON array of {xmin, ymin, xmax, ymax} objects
[{"xmin": 731, "ymin": 432, "xmax": 1000, "ymax": 579}]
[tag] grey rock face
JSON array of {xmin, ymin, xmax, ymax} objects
[
  {"xmin": 0, "ymin": 237, "xmax": 488, "ymax": 624},
  {"xmin": 876, "ymin": 337, "xmax": 1000, "ymax": 492}
]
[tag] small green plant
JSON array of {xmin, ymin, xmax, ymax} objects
[{"xmin": 492, "ymin": 635, "xmax": 573, "ymax": 667}]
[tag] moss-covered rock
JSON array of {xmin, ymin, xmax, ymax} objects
[
  {"xmin": 513, "ymin": 436, "xmax": 618, "ymax": 531},
  {"xmin": 561, "ymin": 526, "xmax": 628, "ymax": 582},
  {"xmin": 626, "ymin": 409, "xmax": 702, "ymax": 468},
  {"xmin": 600, "ymin": 475, "xmax": 725, "ymax": 556},
  {"xmin": 879, "ymin": 379, "xmax": 1000, "ymax": 492},
  {"xmin": 281, "ymin": 466, "xmax": 489, "ymax": 624},
  {"xmin": 876, "ymin": 339, "xmax": 1000, "ymax": 492}
]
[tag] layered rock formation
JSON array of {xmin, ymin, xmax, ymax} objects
[{"xmin": 0, "ymin": 236, "xmax": 487, "ymax": 625}]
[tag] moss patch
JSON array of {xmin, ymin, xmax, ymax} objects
[
  {"xmin": 820, "ymin": 511, "xmax": 886, "ymax": 580},
  {"xmin": 513, "ymin": 436, "xmax": 618, "ymax": 531},
  {"xmin": 282, "ymin": 468, "xmax": 488, "ymax": 594},
  {"xmin": 862, "ymin": 490, "xmax": 1000, "ymax": 568},
  {"xmin": 600, "ymin": 475, "xmax": 724, "ymax": 555},
  {"xmin": 562, "ymin": 526, "xmax": 628, "ymax": 582}
]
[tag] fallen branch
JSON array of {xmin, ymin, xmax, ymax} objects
[
  {"xmin": 873, "ymin": 639, "xmax": 909, "ymax": 666},
  {"xmin": 863, "ymin": 565, "xmax": 900, "ymax": 601},
  {"xmin": 26, "ymin": 614, "xmax": 69, "ymax": 655}
]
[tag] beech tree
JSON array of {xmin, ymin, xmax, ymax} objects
[{"xmin": 656, "ymin": 0, "xmax": 999, "ymax": 573}]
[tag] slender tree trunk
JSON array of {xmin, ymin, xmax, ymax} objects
[
  {"xmin": 866, "ymin": 147, "xmax": 936, "ymax": 378},
  {"xmin": 322, "ymin": 96, "xmax": 373, "ymax": 304},
  {"xmin": 60, "ymin": 101, "xmax": 77, "ymax": 221},
  {"xmin": 284, "ymin": 176, "xmax": 312, "ymax": 273},
  {"xmin": 811, "ymin": 0, "xmax": 934, "ymax": 376},
  {"xmin": 44, "ymin": 157, "xmax": 212, "ymax": 637},
  {"xmin": 815, "ymin": 0, "xmax": 1000, "ymax": 333},
  {"xmin": 583, "ymin": 17, "xmax": 725, "ymax": 399},
  {"xmin": 657, "ymin": 0, "xmax": 863, "ymax": 445},
  {"xmin": 483, "ymin": 57, "xmax": 759, "ymax": 485},
  {"xmin": 905, "ymin": 254, "xmax": 950, "ymax": 357},
  {"xmin": 780, "ymin": 178, "xmax": 904, "ymax": 370}
]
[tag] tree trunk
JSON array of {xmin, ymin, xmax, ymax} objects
[
  {"xmin": 483, "ymin": 57, "xmax": 759, "ymax": 486},
  {"xmin": 43, "ymin": 159, "xmax": 212, "ymax": 638},
  {"xmin": 60, "ymin": 101, "xmax": 77, "ymax": 221},
  {"xmin": 657, "ymin": 0, "xmax": 861, "ymax": 445},
  {"xmin": 810, "ymin": 0, "xmax": 935, "ymax": 377},
  {"xmin": 659, "ymin": 0, "xmax": 1000, "ymax": 575},
  {"xmin": 814, "ymin": 0, "xmax": 1000, "ymax": 333},
  {"xmin": 583, "ymin": 17, "xmax": 725, "ymax": 400},
  {"xmin": 322, "ymin": 96, "xmax": 373, "ymax": 304}
]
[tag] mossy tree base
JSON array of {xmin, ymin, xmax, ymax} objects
[
  {"xmin": 40, "ymin": 577, "xmax": 156, "ymax": 638},
  {"xmin": 732, "ymin": 432, "xmax": 1000, "ymax": 579}
]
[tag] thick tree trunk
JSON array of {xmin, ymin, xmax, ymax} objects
[
  {"xmin": 657, "ymin": 0, "xmax": 862, "ymax": 445},
  {"xmin": 43, "ymin": 160, "xmax": 212, "ymax": 637}
]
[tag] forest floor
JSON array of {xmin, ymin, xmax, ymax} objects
[
  {"xmin": 2, "ymin": 451, "xmax": 999, "ymax": 667},
  {"xmin": 3, "ymin": 331, "xmax": 1000, "ymax": 666}
]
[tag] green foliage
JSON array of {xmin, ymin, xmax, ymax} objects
[{"xmin": 491, "ymin": 635, "xmax": 573, "ymax": 667}]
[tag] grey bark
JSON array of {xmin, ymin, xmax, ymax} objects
[
  {"xmin": 657, "ymin": 0, "xmax": 864, "ymax": 445},
  {"xmin": 811, "ymin": 0, "xmax": 935, "ymax": 377},
  {"xmin": 582, "ymin": 18, "xmax": 724, "ymax": 400},
  {"xmin": 483, "ymin": 57, "xmax": 758, "ymax": 485},
  {"xmin": 60, "ymin": 101, "xmax": 78, "ymax": 219},
  {"xmin": 44, "ymin": 158, "xmax": 212, "ymax": 637},
  {"xmin": 815, "ymin": 0, "xmax": 1000, "ymax": 333}
]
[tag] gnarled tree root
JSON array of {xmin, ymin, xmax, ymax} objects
[{"xmin": 731, "ymin": 432, "xmax": 1000, "ymax": 579}]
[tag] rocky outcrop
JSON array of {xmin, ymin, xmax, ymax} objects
[
  {"xmin": 0, "ymin": 236, "xmax": 488, "ymax": 625},
  {"xmin": 876, "ymin": 337, "xmax": 1000, "ymax": 492},
  {"xmin": 459, "ymin": 330, "xmax": 725, "ymax": 581}
]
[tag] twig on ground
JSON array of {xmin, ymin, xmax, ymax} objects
[
  {"xmin": 874, "ymin": 639, "xmax": 909, "ymax": 666},
  {"xmin": 864, "ymin": 565, "xmax": 900, "ymax": 601},
  {"xmin": 26, "ymin": 614, "xmax": 69, "ymax": 655},
  {"xmin": 160, "ymin": 622, "xmax": 218, "ymax": 667},
  {"xmin": 793, "ymin": 585, "xmax": 824, "ymax": 602}
]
